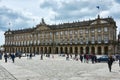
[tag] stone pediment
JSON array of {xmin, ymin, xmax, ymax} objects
[
  {"xmin": 90, "ymin": 20, "xmax": 108, "ymax": 25},
  {"xmin": 36, "ymin": 25, "xmax": 50, "ymax": 31},
  {"xmin": 34, "ymin": 18, "xmax": 50, "ymax": 31}
]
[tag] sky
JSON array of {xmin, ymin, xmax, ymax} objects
[{"xmin": 0, "ymin": 0, "xmax": 120, "ymax": 46}]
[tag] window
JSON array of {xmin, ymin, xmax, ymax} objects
[
  {"xmin": 104, "ymin": 27, "xmax": 108, "ymax": 32},
  {"xmin": 70, "ymin": 31, "xmax": 72, "ymax": 34},
  {"xmin": 75, "ymin": 31, "xmax": 78, "ymax": 34},
  {"xmin": 85, "ymin": 30, "xmax": 88, "ymax": 33},
  {"xmin": 34, "ymin": 34, "xmax": 37, "ymax": 38},
  {"xmin": 34, "ymin": 40, "xmax": 36, "ymax": 44},
  {"xmin": 27, "ymin": 41, "xmax": 29, "ymax": 45},
  {"xmin": 18, "ymin": 42, "xmax": 20, "ymax": 45},
  {"xmin": 79, "ymin": 30, "xmax": 83, "ymax": 34},
  {"xmin": 98, "ymin": 35, "xmax": 102, "ymax": 43},
  {"xmin": 50, "ymin": 32, "xmax": 52, "ymax": 36},
  {"xmin": 21, "ymin": 41, "xmax": 23, "ymax": 45},
  {"xmin": 30, "ymin": 41, "xmax": 32, "ymax": 44},
  {"xmin": 65, "ymin": 31, "xmax": 67, "ymax": 35},
  {"xmin": 60, "ymin": 31, "xmax": 63, "ymax": 35},
  {"xmin": 80, "ymin": 38, "xmax": 83, "ymax": 44},
  {"xmin": 56, "ymin": 32, "xmax": 58, "ymax": 35},
  {"xmin": 91, "ymin": 36, "xmax": 95, "ymax": 44},
  {"xmin": 86, "ymin": 37, "xmax": 89, "ymax": 44},
  {"xmin": 38, "ymin": 34, "xmax": 40, "ymax": 37},
  {"xmin": 104, "ymin": 35, "xmax": 108, "ymax": 43},
  {"xmin": 24, "ymin": 41, "xmax": 26, "ymax": 45},
  {"xmin": 30, "ymin": 34, "xmax": 32, "ymax": 38},
  {"xmin": 38, "ymin": 40, "xmax": 40, "ymax": 44},
  {"xmin": 91, "ymin": 29, "xmax": 94, "ymax": 33},
  {"xmin": 98, "ymin": 28, "xmax": 101, "ymax": 32}
]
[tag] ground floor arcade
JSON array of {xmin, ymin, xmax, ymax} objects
[{"xmin": 5, "ymin": 44, "xmax": 117, "ymax": 55}]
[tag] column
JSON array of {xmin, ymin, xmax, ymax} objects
[
  {"xmin": 101, "ymin": 46, "xmax": 104, "ymax": 55},
  {"xmin": 83, "ymin": 46, "xmax": 85, "ymax": 54},
  {"xmin": 63, "ymin": 46, "xmax": 65, "ymax": 53},
  {"xmin": 95, "ymin": 46, "xmax": 97, "ymax": 55},
  {"xmin": 43, "ymin": 47, "xmax": 45, "ymax": 54},
  {"xmin": 72, "ymin": 46, "xmax": 75, "ymax": 54},
  {"xmin": 78, "ymin": 46, "xmax": 80, "ymax": 54},
  {"xmin": 68, "ymin": 47, "xmax": 70, "ymax": 53},
  {"xmin": 47, "ymin": 47, "xmax": 49, "ymax": 53},
  {"xmin": 89, "ymin": 46, "xmax": 91, "ymax": 54},
  {"xmin": 39, "ymin": 47, "xmax": 41, "ymax": 54},
  {"xmin": 58, "ymin": 47, "xmax": 60, "ymax": 54}
]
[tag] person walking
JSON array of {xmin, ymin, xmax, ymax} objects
[
  {"xmin": 11, "ymin": 53, "xmax": 15, "ymax": 63},
  {"xmin": 91, "ymin": 54, "xmax": 95, "ymax": 64},
  {"xmin": 40, "ymin": 53, "xmax": 43, "ymax": 60},
  {"xmin": 29, "ymin": 53, "xmax": 32, "ymax": 59},
  {"xmin": 4, "ymin": 53, "xmax": 8, "ymax": 63},
  {"xmin": 80, "ymin": 54, "xmax": 83, "ymax": 63},
  {"xmin": 118, "ymin": 54, "xmax": 120, "ymax": 67},
  {"xmin": 119, "ymin": 58, "xmax": 120, "ymax": 67},
  {"xmin": 107, "ymin": 55, "xmax": 114, "ymax": 72}
]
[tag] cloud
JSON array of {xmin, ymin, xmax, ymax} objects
[
  {"xmin": 0, "ymin": 6, "xmax": 38, "ymax": 31},
  {"xmin": 40, "ymin": 0, "xmax": 118, "ymax": 19},
  {"xmin": 0, "ymin": 30, "xmax": 5, "ymax": 45},
  {"xmin": 115, "ymin": 0, "xmax": 120, "ymax": 4},
  {"xmin": 39, "ymin": 0, "xmax": 120, "ymax": 31},
  {"xmin": 0, "ymin": 0, "xmax": 120, "ymax": 45},
  {"xmin": 40, "ymin": 0, "xmax": 111, "ymax": 22}
]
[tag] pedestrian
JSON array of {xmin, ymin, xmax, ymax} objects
[
  {"xmin": 86, "ymin": 54, "xmax": 89, "ymax": 63},
  {"xmin": 0, "ymin": 52, "xmax": 2, "ymax": 60},
  {"xmin": 84, "ymin": 54, "xmax": 86, "ymax": 63},
  {"xmin": 80, "ymin": 54, "xmax": 83, "ymax": 63},
  {"xmin": 118, "ymin": 54, "xmax": 120, "ymax": 67},
  {"xmin": 40, "ymin": 53, "xmax": 43, "ymax": 60},
  {"xmin": 29, "ymin": 53, "xmax": 32, "ymax": 59},
  {"xmin": 119, "ymin": 58, "xmax": 120, "ymax": 67},
  {"xmin": 107, "ymin": 55, "xmax": 114, "ymax": 72},
  {"xmin": 66, "ymin": 53, "xmax": 69, "ymax": 60},
  {"xmin": 52, "ymin": 54, "xmax": 54, "ymax": 59},
  {"xmin": 91, "ymin": 54, "xmax": 94, "ymax": 64},
  {"xmin": 4, "ymin": 53, "xmax": 8, "ymax": 63},
  {"xmin": 27, "ymin": 54, "xmax": 29, "ymax": 59},
  {"xmin": 11, "ymin": 53, "xmax": 15, "ymax": 63}
]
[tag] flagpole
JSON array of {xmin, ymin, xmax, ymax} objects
[{"xmin": 96, "ymin": 6, "xmax": 100, "ymax": 17}]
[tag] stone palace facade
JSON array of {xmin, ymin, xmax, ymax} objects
[{"xmin": 4, "ymin": 15, "xmax": 118, "ymax": 55}]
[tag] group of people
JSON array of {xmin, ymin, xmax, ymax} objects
[
  {"xmin": 65, "ymin": 53, "xmax": 120, "ymax": 72},
  {"xmin": 66, "ymin": 53, "xmax": 97, "ymax": 64},
  {"xmin": 1, "ymin": 52, "xmax": 120, "ymax": 72},
  {"xmin": 4, "ymin": 53, "xmax": 15, "ymax": 63}
]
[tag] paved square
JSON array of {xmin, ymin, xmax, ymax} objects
[{"xmin": 0, "ymin": 55, "xmax": 120, "ymax": 80}]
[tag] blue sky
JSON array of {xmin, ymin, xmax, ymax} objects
[{"xmin": 0, "ymin": 0, "xmax": 120, "ymax": 45}]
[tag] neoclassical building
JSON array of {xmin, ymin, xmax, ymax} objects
[{"xmin": 4, "ymin": 15, "xmax": 118, "ymax": 55}]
